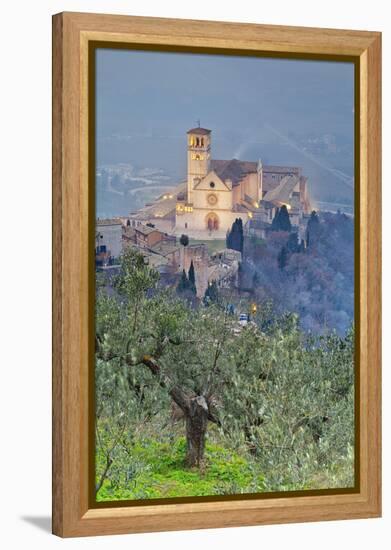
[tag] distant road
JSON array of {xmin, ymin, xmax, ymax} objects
[
  {"xmin": 316, "ymin": 201, "xmax": 354, "ymax": 215},
  {"xmin": 127, "ymin": 185, "xmax": 176, "ymax": 195}
]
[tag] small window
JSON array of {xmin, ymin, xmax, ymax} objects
[
  {"xmin": 210, "ymin": 182, "xmax": 215, "ymax": 188},
  {"xmin": 185, "ymin": 223, "xmax": 188, "ymax": 229}
]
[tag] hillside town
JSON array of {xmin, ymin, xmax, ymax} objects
[
  {"xmin": 93, "ymin": 50, "xmax": 356, "ymax": 502},
  {"xmin": 96, "ymin": 126, "xmax": 313, "ymax": 298}
]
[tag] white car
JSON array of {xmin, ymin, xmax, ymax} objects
[{"xmin": 239, "ymin": 313, "xmax": 248, "ymax": 326}]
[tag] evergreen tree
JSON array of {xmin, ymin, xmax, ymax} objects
[
  {"xmin": 278, "ymin": 246, "xmax": 288, "ymax": 270},
  {"xmin": 279, "ymin": 205, "xmax": 292, "ymax": 232},
  {"xmin": 271, "ymin": 205, "xmax": 291, "ymax": 232},
  {"xmin": 179, "ymin": 234, "xmax": 189, "ymax": 247},
  {"xmin": 237, "ymin": 260, "xmax": 244, "ymax": 289},
  {"xmin": 188, "ymin": 260, "xmax": 197, "ymax": 295},
  {"xmin": 237, "ymin": 218, "xmax": 244, "ymax": 253},
  {"xmin": 227, "ymin": 220, "xmax": 236, "ymax": 251},
  {"xmin": 226, "ymin": 218, "xmax": 244, "ymax": 253},
  {"xmin": 203, "ymin": 280, "xmax": 219, "ymax": 305},
  {"xmin": 306, "ymin": 210, "xmax": 320, "ymax": 248},
  {"xmin": 233, "ymin": 220, "xmax": 239, "ymax": 251},
  {"xmin": 287, "ymin": 232, "xmax": 299, "ymax": 253},
  {"xmin": 226, "ymin": 229, "xmax": 232, "ymax": 249},
  {"xmin": 177, "ymin": 269, "xmax": 189, "ymax": 293}
]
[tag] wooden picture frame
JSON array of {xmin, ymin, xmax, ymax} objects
[{"xmin": 52, "ymin": 11, "xmax": 381, "ymax": 537}]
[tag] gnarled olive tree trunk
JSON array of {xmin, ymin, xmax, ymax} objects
[
  {"xmin": 185, "ymin": 396, "xmax": 209, "ymax": 467},
  {"xmin": 122, "ymin": 355, "xmax": 218, "ymax": 469}
]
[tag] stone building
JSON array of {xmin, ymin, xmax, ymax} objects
[
  {"xmin": 262, "ymin": 166, "xmax": 311, "ymax": 225},
  {"xmin": 179, "ymin": 244, "xmax": 210, "ymax": 298},
  {"xmin": 96, "ymin": 219, "xmax": 123, "ymax": 262},
  {"xmin": 127, "ymin": 126, "xmax": 311, "ymax": 240},
  {"xmin": 134, "ymin": 225, "xmax": 167, "ymax": 249},
  {"xmin": 175, "ymin": 127, "xmax": 262, "ymax": 239}
]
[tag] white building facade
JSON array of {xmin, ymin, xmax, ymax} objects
[
  {"xmin": 96, "ymin": 219, "xmax": 123, "ymax": 259},
  {"xmin": 175, "ymin": 127, "xmax": 263, "ymax": 239}
]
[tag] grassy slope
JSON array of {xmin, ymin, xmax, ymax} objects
[{"xmin": 96, "ymin": 437, "xmax": 265, "ymax": 502}]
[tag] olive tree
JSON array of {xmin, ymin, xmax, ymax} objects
[
  {"xmin": 96, "ymin": 250, "xmax": 238, "ymax": 467},
  {"xmin": 219, "ymin": 319, "xmax": 355, "ymax": 489},
  {"xmin": 96, "ymin": 248, "xmax": 354, "ymax": 481}
]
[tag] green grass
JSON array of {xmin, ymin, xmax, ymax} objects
[
  {"xmin": 96, "ymin": 437, "xmax": 265, "ymax": 502},
  {"xmin": 189, "ymin": 239, "xmax": 226, "ymax": 255}
]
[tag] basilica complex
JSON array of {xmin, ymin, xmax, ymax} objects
[
  {"xmin": 128, "ymin": 126, "xmax": 312, "ymax": 239},
  {"xmin": 97, "ymin": 126, "xmax": 313, "ymax": 297}
]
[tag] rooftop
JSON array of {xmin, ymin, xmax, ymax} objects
[
  {"xmin": 135, "ymin": 225, "xmax": 161, "ymax": 236},
  {"xmin": 263, "ymin": 175, "xmax": 300, "ymax": 204},
  {"xmin": 130, "ymin": 182, "xmax": 186, "ymax": 219},
  {"xmin": 187, "ymin": 127, "xmax": 211, "ymax": 135},
  {"xmin": 150, "ymin": 241, "xmax": 180, "ymax": 256},
  {"xmin": 211, "ymin": 158, "xmax": 258, "ymax": 186},
  {"xmin": 263, "ymin": 165, "xmax": 301, "ymax": 175}
]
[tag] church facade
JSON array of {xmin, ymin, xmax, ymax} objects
[
  {"xmin": 127, "ymin": 126, "xmax": 311, "ymax": 240},
  {"xmin": 175, "ymin": 127, "xmax": 263, "ymax": 239}
]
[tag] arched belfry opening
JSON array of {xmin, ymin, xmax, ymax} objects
[{"xmin": 187, "ymin": 126, "xmax": 212, "ymax": 204}]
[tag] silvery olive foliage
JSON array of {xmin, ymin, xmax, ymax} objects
[{"xmin": 95, "ymin": 248, "xmax": 354, "ymax": 497}]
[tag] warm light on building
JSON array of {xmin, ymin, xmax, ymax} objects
[
  {"xmin": 248, "ymin": 212, "xmax": 253, "ymax": 219},
  {"xmin": 251, "ymin": 303, "xmax": 257, "ymax": 314},
  {"xmin": 177, "ymin": 204, "xmax": 193, "ymax": 213},
  {"xmin": 253, "ymin": 201, "xmax": 259, "ymax": 208}
]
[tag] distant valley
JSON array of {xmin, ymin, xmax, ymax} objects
[{"xmin": 96, "ymin": 128, "xmax": 354, "ymax": 219}]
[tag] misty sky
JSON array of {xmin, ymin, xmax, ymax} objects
[{"xmin": 96, "ymin": 48, "xmax": 355, "ymax": 204}]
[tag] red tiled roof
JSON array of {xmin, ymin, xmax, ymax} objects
[{"xmin": 211, "ymin": 158, "xmax": 257, "ymax": 186}]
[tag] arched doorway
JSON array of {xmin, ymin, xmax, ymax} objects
[{"xmin": 205, "ymin": 212, "xmax": 219, "ymax": 231}]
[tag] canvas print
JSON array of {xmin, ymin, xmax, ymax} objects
[{"xmin": 94, "ymin": 48, "xmax": 355, "ymax": 502}]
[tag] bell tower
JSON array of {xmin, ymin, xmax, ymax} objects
[{"xmin": 187, "ymin": 126, "xmax": 211, "ymax": 204}]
